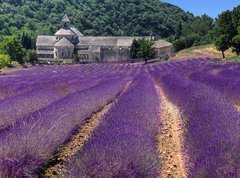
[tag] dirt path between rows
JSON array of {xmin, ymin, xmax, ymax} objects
[
  {"xmin": 154, "ymin": 84, "xmax": 188, "ymax": 178},
  {"xmin": 42, "ymin": 81, "xmax": 132, "ymax": 177},
  {"xmin": 236, "ymin": 105, "xmax": 240, "ymax": 112}
]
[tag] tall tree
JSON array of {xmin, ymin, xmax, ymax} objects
[
  {"xmin": 214, "ymin": 10, "xmax": 236, "ymax": 57},
  {"xmin": 0, "ymin": 36, "xmax": 26, "ymax": 64},
  {"xmin": 215, "ymin": 35, "xmax": 229, "ymax": 58},
  {"xmin": 232, "ymin": 27, "xmax": 240, "ymax": 55},
  {"xmin": 175, "ymin": 21, "xmax": 183, "ymax": 39}
]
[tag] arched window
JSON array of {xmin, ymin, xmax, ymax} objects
[
  {"xmin": 64, "ymin": 23, "xmax": 67, "ymax": 28},
  {"xmin": 62, "ymin": 52, "xmax": 64, "ymax": 57}
]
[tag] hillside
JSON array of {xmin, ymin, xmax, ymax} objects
[
  {"xmin": 0, "ymin": 0, "xmax": 194, "ymax": 39},
  {"xmin": 172, "ymin": 44, "xmax": 235, "ymax": 60}
]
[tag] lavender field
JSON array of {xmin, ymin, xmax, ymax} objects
[{"xmin": 0, "ymin": 59, "xmax": 239, "ymax": 177}]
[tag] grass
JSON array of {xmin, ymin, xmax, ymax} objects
[
  {"xmin": 225, "ymin": 55, "xmax": 240, "ymax": 62},
  {"xmin": 172, "ymin": 44, "xmax": 235, "ymax": 60}
]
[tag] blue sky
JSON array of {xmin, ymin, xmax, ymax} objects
[{"xmin": 162, "ymin": 0, "xmax": 240, "ymax": 18}]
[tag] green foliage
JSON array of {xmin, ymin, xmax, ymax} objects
[
  {"xmin": 21, "ymin": 31, "xmax": 33, "ymax": 50},
  {"xmin": 0, "ymin": 36, "xmax": 26, "ymax": 64},
  {"xmin": 0, "ymin": 0, "xmax": 195, "ymax": 39},
  {"xmin": 175, "ymin": 22, "xmax": 183, "ymax": 39},
  {"xmin": 214, "ymin": 6, "xmax": 240, "ymax": 57},
  {"xmin": 232, "ymin": 35, "xmax": 240, "ymax": 55},
  {"xmin": 25, "ymin": 49, "xmax": 37, "ymax": 64},
  {"xmin": 130, "ymin": 39, "xmax": 140, "ymax": 59},
  {"xmin": 214, "ymin": 35, "xmax": 229, "ymax": 58},
  {"xmin": 130, "ymin": 39, "xmax": 154, "ymax": 60},
  {"xmin": 0, "ymin": 54, "xmax": 11, "ymax": 69},
  {"xmin": 173, "ymin": 14, "xmax": 214, "ymax": 51},
  {"xmin": 173, "ymin": 34, "xmax": 201, "ymax": 52}
]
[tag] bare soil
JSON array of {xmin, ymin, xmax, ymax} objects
[
  {"xmin": 155, "ymin": 84, "xmax": 188, "ymax": 178},
  {"xmin": 236, "ymin": 105, "xmax": 240, "ymax": 112}
]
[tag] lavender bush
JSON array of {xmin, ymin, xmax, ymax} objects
[
  {"xmin": 64, "ymin": 73, "xmax": 161, "ymax": 177},
  {"xmin": 157, "ymin": 74, "xmax": 240, "ymax": 177},
  {"xmin": 0, "ymin": 77, "xmax": 129, "ymax": 177}
]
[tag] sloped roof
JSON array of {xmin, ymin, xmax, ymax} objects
[
  {"xmin": 78, "ymin": 37, "xmax": 118, "ymax": 46},
  {"xmin": 70, "ymin": 27, "xmax": 84, "ymax": 37},
  {"xmin": 61, "ymin": 14, "xmax": 70, "ymax": 22},
  {"xmin": 78, "ymin": 36, "xmax": 151, "ymax": 47},
  {"xmin": 36, "ymin": 36, "xmax": 56, "ymax": 46},
  {"xmin": 117, "ymin": 37, "xmax": 146, "ymax": 47},
  {"xmin": 154, "ymin": 40, "xmax": 172, "ymax": 48},
  {"xmin": 55, "ymin": 29, "xmax": 75, "ymax": 36},
  {"xmin": 54, "ymin": 37, "xmax": 74, "ymax": 47}
]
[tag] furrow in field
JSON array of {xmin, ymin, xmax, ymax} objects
[
  {"xmin": 59, "ymin": 73, "xmax": 161, "ymax": 177},
  {"xmin": 235, "ymin": 105, "xmax": 240, "ymax": 112},
  {"xmin": 155, "ymin": 84, "xmax": 187, "ymax": 178},
  {"xmin": 43, "ymin": 81, "xmax": 133, "ymax": 177},
  {"xmin": 0, "ymin": 78, "xmax": 130, "ymax": 177}
]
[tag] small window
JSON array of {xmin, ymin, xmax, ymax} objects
[
  {"xmin": 64, "ymin": 23, "xmax": 67, "ymax": 28},
  {"xmin": 62, "ymin": 52, "xmax": 64, "ymax": 56}
]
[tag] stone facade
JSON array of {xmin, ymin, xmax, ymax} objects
[{"xmin": 36, "ymin": 15, "xmax": 173, "ymax": 62}]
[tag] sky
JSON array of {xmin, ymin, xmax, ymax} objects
[{"xmin": 162, "ymin": 0, "xmax": 240, "ymax": 18}]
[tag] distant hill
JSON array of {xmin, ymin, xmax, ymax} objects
[{"xmin": 0, "ymin": 0, "xmax": 195, "ymax": 39}]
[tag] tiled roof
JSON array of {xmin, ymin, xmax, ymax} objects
[
  {"xmin": 55, "ymin": 29, "xmax": 75, "ymax": 36},
  {"xmin": 61, "ymin": 14, "xmax": 70, "ymax": 22},
  {"xmin": 78, "ymin": 36, "xmax": 151, "ymax": 47},
  {"xmin": 36, "ymin": 36, "xmax": 56, "ymax": 46},
  {"xmin": 70, "ymin": 27, "xmax": 84, "ymax": 37},
  {"xmin": 54, "ymin": 37, "xmax": 74, "ymax": 47},
  {"xmin": 154, "ymin": 40, "xmax": 172, "ymax": 48}
]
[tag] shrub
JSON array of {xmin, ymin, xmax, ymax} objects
[{"xmin": 0, "ymin": 54, "xmax": 10, "ymax": 69}]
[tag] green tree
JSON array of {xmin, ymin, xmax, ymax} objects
[
  {"xmin": 214, "ymin": 35, "xmax": 229, "ymax": 58},
  {"xmin": 175, "ymin": 21, "xmax": 183, "ymax": 39},
  {"xmin": 25, "ymin": 49, "xmax": 37, "ymax": 64},
  {"xmin": 137, "ymin": 39, "xmax": 154, "ymax": 60},
  {"xmin": 0, "ymin": 36, "xmax": 26, "ymax": 64},
  {"xmin": 0, "ymin": 54, "xmax": 11, "ymax": 69},
  {"xmin": 130, "ymin": 39, "xmax": 140, "ymax": 59},
  {"xmin": 232, "ymin": 27, "xmax": 240, "ymax": 55},
  {"xmin": 232, "ymin": 35, "xmax": 240, "ymax": 55},
  {"xmin": 130, "ymin": 39, "xmax": 154, "ymax": 62}
]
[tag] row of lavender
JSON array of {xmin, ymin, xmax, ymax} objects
[
  {"xmin": 0, "ymin": 64, "xmax": 141, "ymax": 131},
  {"xmin": 149, "ymin": 59, "xmax": 240, "ymax": 177},
  {"xmin": 0, "ymin": 58, "xmax": 239, "ymax": 177},
  {"xmin": 0, "ymin": 64, "xmax": 141, "ymax": 177},
  {"xmin": 0, "ymin": 64, "xmax": 140, "ymax": 100},
  {"xmin": 64, "ymin": 73, "xmax": 162, "ymax": 177}
]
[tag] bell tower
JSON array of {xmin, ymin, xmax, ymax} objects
[{"xmin": 61, "ymin": 14, "xmax": 71, "ymax": 29}]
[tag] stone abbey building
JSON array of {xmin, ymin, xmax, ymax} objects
[{"xmin": 36, "ymin": 15, "xmax": 173, "ymax": 62}]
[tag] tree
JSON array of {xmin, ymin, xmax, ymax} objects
[
  {"xmin": 0, "ymin": 54, "xmax": 11, "ymax": 69},
  {"xmin": 232, "ymin": 27, "xmax": 240, "ymax": 55},
  {"xmin": 0, "ymin": 36, "xmax": 26, "ymax": 64},
  {"xmin": 130, "ymin": 39, "xmax": 140, "ymax": 59},
  {"xmin": 130, "ymin": 39, "xmax": 154, "ymax": 62},
  {"xmin": 214, "ymin": 10, "xmax": 237, "ymax": 57},
  {"xmin": 25, "ymin": 49, "xmax": 37, "ymax": 64},
  {"xmin": 214, "ymin": 35, "xmax": 229, "ymax": 58},
  {"xmin": 175, "ymin": 21, "xmax": 182, "ymax": 39},
  {"xmin": 137, "ymin": 39, "xmax": 154, "ymax": 60},
  {"xmin": 21, "ymin": 31, "xmax": 33, "ymax": 50}
]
